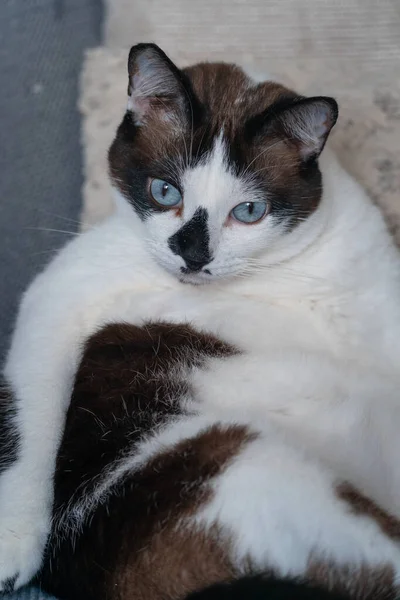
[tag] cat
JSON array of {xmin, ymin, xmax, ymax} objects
[{"xmin": 1, "ymin": 42, "xmax": 400, "ymax": 599}]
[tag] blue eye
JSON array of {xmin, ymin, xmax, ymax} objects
[
  {"xmin": 149, "ymin": 178, "xmax": 182, "ymax": 208},
  {"xmin": 231, "ymin": 201, "xmax": 268, "ymax": 223}
]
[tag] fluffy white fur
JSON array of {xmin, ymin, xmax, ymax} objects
[{"xmin": 1, "ymin": 117, "xmax": 400, "ymax": 588}]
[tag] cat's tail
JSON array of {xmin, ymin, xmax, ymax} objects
[{"xmin": 185, "ymin": 575, "xmax": 349, "ymax": 599}]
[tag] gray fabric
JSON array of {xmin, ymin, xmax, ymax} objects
[
  {"xmin": 0, "ymin": 0, "xmax": 103, "ymax": 597},
  {"xmin": 0, "ymin": 0, "xmax": 103, "ymax": 362}
]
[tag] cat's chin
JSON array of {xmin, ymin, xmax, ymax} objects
[
  {"xmin": 173, "ymin": 265, "xmax": 237, "ymax": 285},
  {"xmin": 178, "ymin": 272, "xmax": 213, "ymax": 286}
]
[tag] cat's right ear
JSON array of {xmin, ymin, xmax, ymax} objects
[{"xmin": 127, "ymin": 43, "xmax": 194, "ymax": 125}]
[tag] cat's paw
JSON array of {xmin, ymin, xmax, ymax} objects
[{"xmin": 0, "ymin": 516, "xmax": 49, "ymax": 593}]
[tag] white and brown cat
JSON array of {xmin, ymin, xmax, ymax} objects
[{"xmin": 1, "ymin": 43, "xmax": 400, "ymax": 599}]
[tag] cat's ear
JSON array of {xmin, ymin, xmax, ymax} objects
[
  {"xmin": 127, "ymin": 43, "xmax": 191, "ymax": 124},
  {"xmin": 263, "ymin": 96, "xmax": 338, "ymax": 160}
]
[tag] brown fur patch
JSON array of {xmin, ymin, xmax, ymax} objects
[
  {"xmin": 40, "ymin": 322, "xmax": 246, "ymax": 600},
  {"xmin": 116, "ymin": 526, "xmax": 235, "ymax": 600},
  {"xmin": 51, "ymin": 321, "xmax": 237, "ymax": 505},
  {"xmin": 307, "ymin": 560, "xmax": 396, "ymax": 600},
  {"xmin": 43, "ymin": 424, "xmax": 251, "ymax": 600},
  {"xmin": 183, "ymin": 62, "xmax": 294, "ymax": 140},
  {"xmin": 337, "ymin": 482, "xmax": 400, "ymax": 540},
  {"xmin": 114, "ymin": 424, "xmax": 253, "ymax": 599}
]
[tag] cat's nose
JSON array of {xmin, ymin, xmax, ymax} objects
[
  {"xmin": 168, "ymin": 208, "xmax": 212, "ymax": 271},
  {"xmin": 183, "ymin": 257, "xmax": 209, "ymax": 272},
  {"xmin": 168, "ymin": 234, "xmax": 211, "ymax": 271}
]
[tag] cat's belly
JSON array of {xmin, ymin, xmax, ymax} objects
[
  {"xmin": 189, "ymin": 427, "xmax": 400, "ymax": 590},
  {"xmin": 191, "ymin": 350, "xmax": 400, "ymax": 517}
]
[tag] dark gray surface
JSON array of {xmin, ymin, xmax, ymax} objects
[
  {"xmin": 0, "ymin": 0, "xmax": 103, "ymax": 362},
  {"xmin": 7, "ymin": 588, "xmax": 54, "ymax": 600}
]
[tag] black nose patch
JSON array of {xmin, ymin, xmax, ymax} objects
[{"xmin": 168, "ymin": 207, "xmax": 211, "ymax": 271}]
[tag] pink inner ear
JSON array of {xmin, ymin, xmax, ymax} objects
[
  {"xmin": 127, "ymin": 50, "xmax": 182, "ymax": 124},
  {"xmin": 127, "ymin": 94, "xmax": 151, "ymax": 121},
  {"xmin": 313, "ymin": 106, "xmax": 332, "ymax": 140},
  {"xmin": 282, "ymin": 101, "xmax": 335, "ymax": 159},
  {"xmin": 127, "ymin": 69, "xmax": 153, "ymax": 120}
]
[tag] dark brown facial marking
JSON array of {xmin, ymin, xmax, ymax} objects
[
  {"xmin": 307, "ymin": 560, "xmax": 396, "ymax": 600},
  {"xmin": 109, "ymin": 43, "xmax": 338, "ymax": 229},
  {"xmin": 337, "ymin": 482, "xmax": 400, "ymax": 540},
  {"xmin": 39, "ymin": 322, "xmax": 243, "ymax": 600}
]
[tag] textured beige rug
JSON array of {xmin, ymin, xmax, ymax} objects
[{"xmin": 80, "ymin": 0, "xmax": 400, "ymax": 242}]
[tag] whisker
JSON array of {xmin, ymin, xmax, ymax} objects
[
  {"xmin": 30, "ymin": 249, "xmax": 62, "ymax": 257},
  {"xmin": 195, "ymin": 121, "xmax": 210, "ymax": 163},
  {"xmin": 34, "ymin": 209, "xmax": 83, "ymax": 227},
  {"xmin": 241, "ymin": 139, "xmax": 286, "ymax": 178},
  {"xmin": 251, "ymin": 160, "xmax": 300, "ymax": 180},
  {"xmin": 23, "ymin": 227, "xmax": 80, "ymax": 236},
  {"xmin": 243, "ymin": 261, "xmax": 343, "ymax": 290},
  {"xmin": 185, "ymin": 90, "xmax": 195, "ymax": 167}
]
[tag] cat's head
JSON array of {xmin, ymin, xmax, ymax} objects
[{"xmin": 109, "ymin": 43, "xmax": 338, "ymax": 284}]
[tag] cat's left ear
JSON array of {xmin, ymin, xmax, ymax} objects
[
  {"xmin": 127, "ymin": 43, "xmax": 194, "ymax": 125},
  {"xmin": 263, "ymin": 96, "xmax": 339, "ymax": 160}
]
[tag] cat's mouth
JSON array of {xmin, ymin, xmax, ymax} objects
[{"xmin": 152, "ymin": 253, "xmax": 217, "ymax": 285}]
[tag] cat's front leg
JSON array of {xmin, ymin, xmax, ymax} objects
[
  {"xmin": 0, "ymin": 277, "xmax": 86, "ymax": 591},
  {"xmin": 0, "ymin": 231, "xmax": 118, "ymax": 590},
  {"xmin": 0, "ymin": 254, "xmax": 170, "ymax": 590},
  {"xmin": 0, "ymin": 433, "xmax": 53, "ymax": 592}
]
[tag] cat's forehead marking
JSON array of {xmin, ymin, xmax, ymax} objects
[
  {"xmin": 183, "ymin": 62, "xmax": 289, "ymax": 134},
  {"xmin": 181, "ymin": 133, "xmax": 241, "ymax": 217}
]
